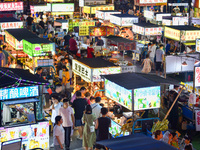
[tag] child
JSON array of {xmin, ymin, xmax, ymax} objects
[
  {"xmin": 184, "ymin": 136, "xmax": 193, "ymax": 150},
  {"xmin": 169, "ymin": 132, "xmax": 179, "ymax": 149},
  {"xmin": 141, "ymin": 54, "xmax": 152, "ymax": 74},
  {"xmin": 95, "ymin": 107, "xmax": 111, "ymax": 150},
  {"xmin": 61, "ymin": 66, "xmax": 70, "ymax": 90}
]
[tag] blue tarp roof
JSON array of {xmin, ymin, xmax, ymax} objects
[{"xmin": 96, "ymin": 134, "xmax": 177, "ymax": 150}]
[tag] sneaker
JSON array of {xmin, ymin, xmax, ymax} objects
[{"xmin": 50, "ymin": 143, "xmax": 54, "ymax": 147}]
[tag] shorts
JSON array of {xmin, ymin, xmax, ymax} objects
[
  {"xmin": 95, "ymin": 144, "xmax": 106, "ymax": 150},
  {"xmin": 150, "ymin": 57, "xmax": 154, "ymax": 63},
  {"xmin": 75, "ymin": 119, "xmax": 83, "ymax": 127},
  {"xmin": 156, "ymin": 62, "xmax": 162, "ymax": 71}
]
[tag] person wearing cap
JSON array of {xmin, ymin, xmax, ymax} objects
[{"xmin": 91, "ymin": 97, "xmax": 102, "ymax": 119}]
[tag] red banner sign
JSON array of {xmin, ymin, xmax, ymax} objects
[{"xmin": 0, "ymin": 2, "xmax": 23, "ymax": 12}]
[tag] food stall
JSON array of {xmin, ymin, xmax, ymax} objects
[
  {"xmin": 72, "ymin": 58, "xmax": 121, "ymax": 94},
  {"xmin": 0, "ymin": 17, "xmax": 23, "ymax": 36},
  {"xmin": 96, "ymin": 10, "xmax": 121, "ymax": 21},
  {"xmin": 83, "ymin": 5, "xmax": 114, "ymax": 16},
  {"xmin": 0, "ymin": 67, "xmax": 49, "ymax": 150},
  {"xmin": 22, "ymin": 37, "xmax": 55, "ymax": 73},
  {"xmin": 5, "ymin": 29, "xmax": 38, "ymax": 51},
  {"xmin": 132, "ymin": 22, "xmax": 162, "ymax": 60},
  {"xmin": 51, "ymin": 3, "xmax": 74, "ymax": 16},
  {"xmin": 162, "ymin": 16, "xmax": 188, "ymax": 26}
]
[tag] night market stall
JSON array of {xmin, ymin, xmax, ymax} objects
[
  {"xmin": 162, "ymin": 16, "xmax": 188, "ymax": 26},
  {"xmin": 0, "ymin": 67, "xmax": 49, "ymax": 150},
  {"xmin": 22, "ymin": 37, "xmax": 55, "ymax": 74}
]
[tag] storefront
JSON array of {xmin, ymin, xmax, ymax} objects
[
  {"xmin": 5, "ymin": 28, "xmax": 38, "ymax": 50},
  {"xmin": 0, "ymin": 17, "xmax": 23, "ymax": 36},
  {"xmin": 96, "ymin": 10, "xmax": 121, "ymax": 21},
  {"xmin": 23, "ymin": 37, "xmax": 55, "ymax": 73},
  {"xmin": 0, "ymin": 68, "xmax": 49, "ymax": 150}
]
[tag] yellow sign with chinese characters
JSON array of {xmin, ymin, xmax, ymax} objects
[
  {"xmin": 83, "ymin": 6, "xmax": 91, "ymax": 13},
  {"xmin": 83, "ymin": 5, "xmax": 114, "ymax": 14},
  {"xmin": 79, "ymin": 21, "xmax": 96, "ymax": 36},
  {"xmin": 184, "ymin": 31, "xmax": 200, "ymax": 41},
  {"xmin": 164, "ymin": 26, "xmax": 180, "ymax": 41}
]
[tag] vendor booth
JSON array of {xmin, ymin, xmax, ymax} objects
[
  {"xmin": 83, "ymin": 5, "xmax": 114, "ymax": 15},
  {"xmin": 54, "ymin": 20, "xmax": 69, "ymax": 32},
  {"xmin": 162, "ymin": 16, "xmax": 188, "ymax": 26},
  {"xmin": 0, "ymin": 17, "xmax": 23, "ymax": 35},
  {"xmin": 96, "ymin": 10, "xmax": 121, "ymax": 21},
  {"xmin": 5, "ymin": 29, "xmax": 38, "ymax": 50},
  {"xmin": 96, "ymin": 133, "xmax": 177, "ymax": 150},
  {"xmin": 23, "ymin": 37, "xmax": 55, "ymax": 73},
  {"xmin": 0, "ymin": 67, "xmax": 49, "ymax": 150},
  {"xmin": 110, "ymin": 14, "xmax": 138, "ymax": 27}
]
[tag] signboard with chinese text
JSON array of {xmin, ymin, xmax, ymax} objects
[
  {"xmin": 72, "ymin": 59, "xmax": 92, "ymax": 82},
  {"xmin": 83, "ymin": 6, "xmax": 91, "ymax": 13},
  {"xmin": 181, "ymin": 31, "xmax": 200, "ymax": 42},
  {"xmin": 105, "ymin": 79, "xmax": 132, "ymax": 110},
  {"xmin": 134, "ymin": 86, "xmax": 161, "ymax": 110},
  {"xmin": 0, "ymin": 86, "xmax": 39, "ymax": 100},
  {"xmin": 162, "ymin": 19, "xmax": 172, "ymax": 25},
  {"xmin": 91, "ymin": 5, "xmax": 114, "ymax": 14},
  {"xmin": 79, "ymin": 0, "xmax": 84, "ymax": 7},
  {"xmin": 132, "ymin": 25, "xmax": 162, "ymax": 36},
  {"xmin": 89, "ymin": 26, "xmax": 114, "ymax": 36},
  {"xmin": 96, "ymin": 10, "xmax": 121, "ymax": 20},
  {"xmin": 110, "ymin": 15, "xmax": 138, "ymax": 26},
  {"xmin": 195, "ymin": 110, "xmax": 200, "ymax": 131},
  {"xmin": 156, "ymin": 13, "xmax": 171, "ymax": 21},
  {"xmin": 144, "ymin": 10, "xmax": 154, "ymax": 19},
  {"xmin": 0, "ymin": 22, "xmax": 23, "ymax": 30},
  {"xmin": 32, "ymin": 4, "xmax": 51, "ymax": 12},
  {"xmin": 52, "ymin": 3, "xmax": 74, "ymax": 12},
  {"xmin": 196, "ymin": 39, "xmax": 200, "ymax": 52},
  {"xmin": 5, "ymin": 31, "xmax": 16, "ymax": 48},
  {"xmin": 137, "ymin": 0, "xmax": 167, "ymax": 6},
  {"xmin": 79, "ymin": 21, "xmax": 95, "ymax": 36},
  {"xmin": 37, "ymin": 59, "xmax": 54, "ymax": 67},
  {"xmin": 195, "ymin": 67, "xmax": 200, "ymax": 87},
  {"xmin": 132, "ymin": 24, "xmax": 145, "ymax": 35},
  {"xmin": 0, "ymin": 2, "xmax": 23, "ymax": 12},
  {"xmin": 164, "ymin": 26, "xmax": 180, "ymax": 41}
]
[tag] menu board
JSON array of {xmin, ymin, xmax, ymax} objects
[
  {"xmin": 156, "ymin": 13, "xmax": 171, "ymax": 21},
  {"xmin": 91, "ymin": 6, "xmax": 114, "ymax": 14},
  {"xmin": 145, "ymin": 27, "xmax": 162, "ymax": 36},
  {"xmin": 196, "ymin": 39, "xmax": 200, "ymax": 52},
  {"xmin": 52, "ymin": 3, "xmax": 74, "ymax": 12},
  {"xmin": 0, "ymin": 121, "xmax": 49, "ymax": 150},
  {"xmin": 0, "ymin": 22, "xmax": 23, "ymax": 30},
  {"xmin": 79, "ymin": 21, "xmax": 95, "ymax": 36},
  {"xmin": 164, "ymin": 26, "xmax": 180, "ymax": 41},
  {"xmin": 32, "ymin": 3, "xmax": 51, "ymax": 12},
  {"xmin": 140, "ymin": 0, "xmax": 167, "ymax": 4},
  {"xmin": 0, "ymin": 2, "xmax": 23, "ymax": 11},
  {"xmin": 195, "ymin": 67, "xmax": 200, "ymax": 87},
  {"xmin": 181, "ymin": 30, "xmax": 200, "ymax": 42},
  {"xmin": 105, "ymin": 79, "xmax": 132, "ymax": 110},
  {"xmin": 92, "ymin": 67, "xmax": 121, "ymax": 82},
  {"xmin": 134, "ymin": 86, "xmax": 160, "ymax": 110},
  {"xmin": 144, "ymin": 10, "xmax": 154, "ymax": 19}
]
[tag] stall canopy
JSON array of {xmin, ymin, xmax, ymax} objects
[
  {"xmin": 96, "ymin": 134, "xmax": 177, "ymax": 150},
  {"xmin": 23, "ymin": 37, "xmax": 54, "ymax": 57},
  {"xmin": 110, "ymin": 14, "xmax": 138, "ymax": 27},
  {"xmin": 0, "ymin": 67, "xmax": 49, "ymax": 88},
  {"xmin": 106, "ymin": 35, "xmax": 136, "ymax": 51},
  {"xmin": 164, "ymin": 25, "xmax": 200, "ymax": 43},
  {"xmin": 72, "ymin": 58, "xmax": 121, "ymax": 82},
  {"xmin": 0, "ymin": 17, "xmax": 23, "ymax": 31},
  {"xmin": 132, "ymin": 23, "xmax": 162, "ymax": 36}
]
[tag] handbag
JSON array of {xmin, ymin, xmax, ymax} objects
[{"xmin": 85, "ymin": 114, "xmax": 95, "ymax": 133}]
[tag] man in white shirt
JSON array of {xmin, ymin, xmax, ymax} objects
[
  {"xmin": 148, "ymin": 42, "xmax": 156, "ymax": 70},
  {"xmin": 91, "ymin": 97, "xmax": 102, "ymax": 119}
]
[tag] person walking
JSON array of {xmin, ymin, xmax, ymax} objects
[
  {"xmin": 53, "ymin": 116, "xmax": 64, "ymax": 150},
  {"xmin": 155, "ymin": 44, "xmax": 164, "ymax": 76},
  {"xmin": 2, "ymin": 45, "xmax": 9, "ymax": 67},
  {"xmin": 38, "ymin": 18, "xmax": 45, "ymax": 38},
  {"xmin": 148, "ymin": 41, "xmax": 156, "ymax": 70},
  {"xmin": 91, "ymin": 97, "xmax": 102, "ymax": 119},
  {"xmin": 95, "ymin": 108, "xmax": 111, "ymax": 150},
  {"xmin": 82, "ymin": 105, "xmax": 96, "ymax": 150},
  {"xmin": 58, "ymin": 99, "xmax": 75, "ymax": 150},
  {"xmin": 72, "ymin": 91, "xmax": 88, "ymax": 140},
  {"xmin": 69, "ymin": 35, "xmax": 78, "ymax": 55},
  {"xmin": 0, "ymin": 48, "xmax": 5, "ymax": 67},
  {"xmin": 61, "ymin": 66, "xmax": 70, "ymax": 90},
  {"xmin": 141, "ymin": 54, "xmax": 152, "ymax": 74},
  {"xmin": 26, "ymin": 14, "xmax": 33, "ymax": 31}
]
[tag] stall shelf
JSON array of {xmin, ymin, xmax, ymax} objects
[
  {"xmin": 0, "ymin": 17, "xmax": 23, "ymax": 35},
  {"xmin": 96, "ymin": 133, "xmax": 177, "ymax": 150},
  {"xmin": 96, "ymin": 10, "xmax": 121, "ymax": 21},
  {"xmin": 22, "ymin": 37, "xmax": 55, "ymax": 73},
  {"xmin": 5, "ymin": 29, "xmax": 38, "ymax": 50},
  {"xmin": 0, "ymin": 67, "xmax": 49, "ymax": 150}
]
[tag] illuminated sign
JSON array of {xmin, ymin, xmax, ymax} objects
[
  {"xmin": 79, "ymin": 0, "xmax": 84, "ymax": 7},
  {"xmin": 0, "ymin": 22, "xmax": 23, "ymax": 30},
  {"xmin": 110, "ymin": 15, "xmax": 138, "ymax": 26},
  {"xmin": 52, "ymin": 3, "xmax": 74, "ymax": 12},
  {"xmin": 140, "ymin": 0, "xmax": 167, "ymax": 4},
  {"xmin": 5, "ymin": 31, "xmax": 23, "ymax": 50},
  {"xmin": 0, "ymin": 86, "xmax": 39, "ymax": 100},
  {"xmin": 30, "ymin": 5, "xmax": 34, "ymax": 14},
  {"xmin": 105, "ymin": 79, "xmax": 132, "ymax": 110},
  {"xmin": 132, "ymin": 24, "xmax": 145, "ymax": 35},
  {"xmin": 84, "ymin": 5, "xmax": 114, "ymax": 14},
  {"xmin": 195, "ymin": 67, "xmax": 200, "ymax": 87},
  {"xmin": 162, "ymin": 19, "xmax": 172, "ymax": 25},
  {"xmin": 144, "ymin": 10, "xmax": 154, "ymax": 19},
  {"xmin": 0, "ymin": 2, "xmax": 23, "ymax": 11},
  {"xmin": 47, "ymin": 0, "xmax": 64, "ymax": 2},
  {"xmin": 32, "ymin": 3, "xmax": 51, "ymax": 12},
  {"xmin": 132, "ymin": 25, "xmax": 162, "ymax": 35},
  {"xmin": 89, "ymin": 26, "xmax": 114, "ymax": 36},
  {"xmin": 134, "ymin": 86, "xmax": 160, "ymax": 110},
  {"xmin": 96, "ymin": 10, "xmax": 121, "ymax": 20},
  {"xmin": 196, "ymin": 39, "xmax": 200, "ymax": 52},
  {"xmin": 164, "ymin": 26, "xmax": 180, "ymax": 41},
  {"xmin": 23, "ymin": 40, "xmax": 53, "ymax": 57},
  {"xmin": 172, "ymin": 17, "xmax": 188, "ymax": 25},
  {"xmin": 72, "ymin": 59, "xmax": 92, "ymax": 82},
  {"xmin": 180, "ymin": 30, "xmax": 200, "ymax": 42},
  {"xmin": 79, "ymin": 21, "xmax": 95, "ymax": 36}
]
